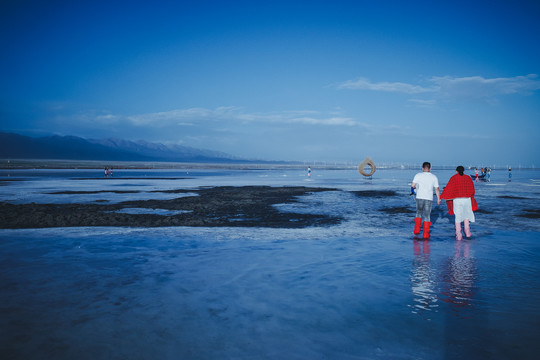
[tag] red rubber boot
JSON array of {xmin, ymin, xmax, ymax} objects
[
  {"xmin": 414, "ymin": 217, "xmax": 422, "ymax": 235},
  {"xmin": 422, "ymin": 222, "xmax": 431, "ymax": 239}
]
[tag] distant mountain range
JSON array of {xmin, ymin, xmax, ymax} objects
[{"xmin": 0, "ymin": 132, "xmax": 245, "ymax": 163}]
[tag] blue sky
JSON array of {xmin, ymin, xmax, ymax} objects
[{"xmin": 1, "ymin": 0, "xmax": 539, "ymax": 166}]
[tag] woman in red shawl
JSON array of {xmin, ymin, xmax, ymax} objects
[{"xmin": 441, "ymin": 166, "xmax": 478, "ymax": 240}]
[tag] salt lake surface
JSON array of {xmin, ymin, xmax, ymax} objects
[{"xmin": 1, "ymin": 167, "xmax": 539, "ymax": 359}]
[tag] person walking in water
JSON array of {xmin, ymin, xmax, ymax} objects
[
  {"xmin": 411, "ymin": 162, "xmax": 441, "ymax": 239},
  {"xmin": 441, "ymin": 165, "xmax": 478, "ymax": 240}
]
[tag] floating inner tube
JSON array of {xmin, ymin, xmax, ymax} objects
[{"xmin": 358, "ymin": 157, "xmax": 376, "ymax": 177}]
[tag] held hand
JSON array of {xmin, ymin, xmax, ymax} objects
[{"xmin": 410, "ymin": 187, "xmax": 415, "ymax": 195}]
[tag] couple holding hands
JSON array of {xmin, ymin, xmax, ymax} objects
[{"xmin": 412, "ymin": 162, "xmax": 477, "ymax": 240}]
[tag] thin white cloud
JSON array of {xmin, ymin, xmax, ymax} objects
[
  {"xmin": 289, "ymin": 116, "xmax": 357, "ymax": 126},
  {"xmin": 95, "ymin": 114, "xmax": 120, "ymax": 122},
  {"xmin": 337, "ymin": 74, "xmax": 540, "ymax": 101},
  {"xmin": 407, "ymin": 98, "xmax": 437, "ymax": 108},
  {"xmin": 127, "ymin": 106, "xmax": 241, "ymax": 126},
  {"xmin": 336, "ymin": 77, "xmax": 435, "ymax": 94},
  {"xmin": 126, "ymin": 107, "xmax": 363, "ymax": 127},
  {"xmin": 431, "ymin": 74, "xmax": 540, "ymax": 98}
]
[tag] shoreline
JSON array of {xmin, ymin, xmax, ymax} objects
[{"xmin": 2, "ymin": 159, "xmax": 532, "ymax": 171}]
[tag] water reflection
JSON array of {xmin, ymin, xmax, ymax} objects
[
  {"xmin": 441, "ymin": 242, "xmax": 487, "ymax": 359},
  {"xmin": 410, "ymin": 239, "xmax": 438, "ymax": 314},
  {"xmin": 440, "ymin": 241, "xmax": 477, "ymax": 316},
  {"xmin": 410, "ymin": 239, "xmax": 478, "ymax": 318}
]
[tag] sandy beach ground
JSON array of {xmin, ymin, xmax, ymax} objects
[{"xmin": 1, "ymin": 166, "xmax": 539, "ymax": 359}]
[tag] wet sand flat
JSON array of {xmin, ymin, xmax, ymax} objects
[{"xmin": 0, "ymin": 186, "xmax": 342, "ymax": 228}]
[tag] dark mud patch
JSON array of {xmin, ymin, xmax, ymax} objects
[
  {"xmin": 149, "ymin": 189, "xmax": 196, "ymax": 194},
  {"xmin": 0, "ymin": 179, "xmax": 25, "ymax": 186},
  {"xmin": 48, "ymin": 189, "xmax": 198, "ymax": 194},
  {"xmin": 380, "ymin": 206, "xmax": 414, "ymax": 214},
  {"xmin": 352, "ymin": 190, "xmax": 397, "ymax": 198},
  {"xmin": 47, "ymin": 190, "xmax": 141, "ymax": 195},
  {"xmin": 72, "ymin": 177, "xmax": 192, "ymax": 181},
  {"xmin": 475, "ymin": 208, "xmax": 493, "ymax": 214},
  {"xmin": 517, "ymin": 209, "xmax": 540, "ymax": 219},
  {"xmin": 0, "ymin": 186, "xmax": 342, "ymax": 229}
]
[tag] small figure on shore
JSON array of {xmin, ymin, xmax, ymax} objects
[
  {"xmin": 104, "ymin": 167, "xmax": 109, "ymax": 177},
  {"xmin": 411, "ymin": 162, "xmax": 441, "ymax": 239},
  {"xmin": 109, "ymin": 167, "xmax": 113, "ymax": 177},
  {"xmin": 307, "ymin": 166, "xmax": 311, "ymax": 177},
  {"xmin": 441, "ymin": 165, "xmax": 478, "ymax": 240},
  {"xmin": 508, "ymin": 167, "xmax": 512, "ymax": 182}
]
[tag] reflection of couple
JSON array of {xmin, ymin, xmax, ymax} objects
[
  {"xmin": 440, "ymin": 241, "xmax": 477, "ymax": 312},
  {"xmin": 410, "ymin": 240, "xmax": 476, "ymax": 315},
  {"xmin": 410, "ymin": 240, "xmax": 438, "ymax": 314}
]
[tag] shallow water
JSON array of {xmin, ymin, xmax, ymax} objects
[{"xmin": 1, "ymin": 168, "xmax": 539, "ymax": 359}]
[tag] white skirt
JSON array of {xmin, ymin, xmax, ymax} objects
[{"xmin": 453, "ymin": 197, "xmax": 475, "ymax": 223}]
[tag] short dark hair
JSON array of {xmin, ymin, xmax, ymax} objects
[{"xmin": 422, "ymin": 162, "xmax": 431, "ymax": 169}]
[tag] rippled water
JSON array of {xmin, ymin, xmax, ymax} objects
[{"xmin": 1, "ymin": 167, "xmax": 539, "ymax": 359}]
